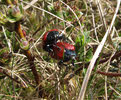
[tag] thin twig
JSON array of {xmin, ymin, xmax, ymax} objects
[
  {"xmin": 2, "ymin": 26, "xmax": 12, "ymax": 53},
  {"xmin": 24, "ymin": 0, "xmax": 38, "ymax": 10},
  {"xmin": 97, "ymin": 0, "xmax": 107, "ymax": 30},
  {"xmin": 89, "ymin": 1, "xmax": 99, "ymax": 41},
  {"xmin": 109, "ymin": 85, "xmax": 121, "ymax": 97}
]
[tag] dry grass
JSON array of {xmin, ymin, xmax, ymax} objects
[{"xmin": 0, "ymin": 0, "xmax": 121, "ymax": 100}]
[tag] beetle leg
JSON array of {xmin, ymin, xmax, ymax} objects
[
  {"xmin": 58, "ymin": 60, "xmax": 63, "ymax": 65},
  {"xmin": 58, "ymin": 60, "xmax": 66, "ymax": 66},
  {"xmin": 58, "ymin": 60, "xmax": 70, "ymax": 68},
  {"xmin": 72, "ymin": 61, "xmax": 75, "ymax": 66}
]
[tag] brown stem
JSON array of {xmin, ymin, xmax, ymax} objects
[
  {"xmin": 96, "ymin": 70, "xmax": 121, "ymax": 77},
  {"xmin": 15, "ymin": 22, "xmax": 40, "ymax": 86},
  {"xmin": 25, "ymin": 50, "xmax": 40, "ymax": 85},
  {"xmin": 15, "ymin": 22, "xmax": 25, "ymax": 38}
]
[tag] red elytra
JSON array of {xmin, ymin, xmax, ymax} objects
[
  {"xmin": 42, "ymin": 29, "xmax": 58, "ymax": 42},
  {"xmin": 50, "ymin": 42, "xmax": 75, "ymax": 60}
]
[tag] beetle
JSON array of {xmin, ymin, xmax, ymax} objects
[
  {"xmin": 49, "ymin": 42, "xmax": 76, "ymax": 65},
  {"xmin": 42, "ymin": 29, "xmax": 64, "ymax": 52}
]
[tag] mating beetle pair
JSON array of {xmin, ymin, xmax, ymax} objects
[{"xmin": 42, "ymin": 29, "xmax": 76, "ymax": 66}]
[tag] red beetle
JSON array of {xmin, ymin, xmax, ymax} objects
[
  {"xmin": 43, "ymin": 29, "xmax": 58, "ymax": 42},
  {"xmin": 42, "ymin": 29, "xmax": 64, "ymax": 52},
  {"xmin": 50, "ymin": 42, "xmax": 76, "ymax": 64}
]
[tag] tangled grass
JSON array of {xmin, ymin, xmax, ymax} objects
[{"xmin": 0, "ymin": 0, "xmax": 121, "ymax": 100}]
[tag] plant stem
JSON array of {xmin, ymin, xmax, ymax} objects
[{"xmin": 15, "ymin": 21, "xmax": 40, "ymax": 86}]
